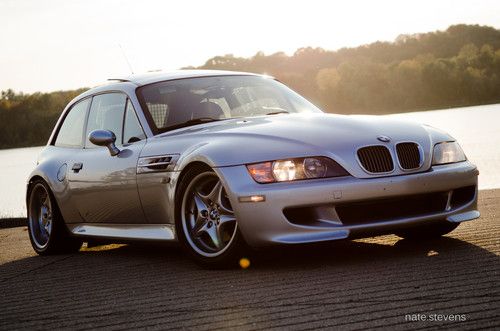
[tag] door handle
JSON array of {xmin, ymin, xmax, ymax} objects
[{"xmin": 72, "ymin": 163, "xmax": 83, "ymax": 173}]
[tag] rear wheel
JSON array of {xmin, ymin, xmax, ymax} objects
[
  {"xmin": 396, "ymin": 221, "xmax": 459, "ymax": 240},
  {"xmin": 27, "ymin": 180, "xmax": 82, "ymax": 255},
  {"xmin": 176, "ymin": 166, "xmax": 247, "ymax": 268}
]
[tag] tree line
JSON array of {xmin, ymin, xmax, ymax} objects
[
  {"xmin": 0, "ymin": 89, "xmax": 87, "ymax": 148},
  {"xmin": 1, "ymin": 24, "xmax": 499, "ymax": 149},
  {"xmin": 193, "ymin": 24, "xmax": 500, "ymax": 113}
]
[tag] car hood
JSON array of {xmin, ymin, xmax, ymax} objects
[{"xmin": 143, "ymin": 113, "xmax": 452, "ymax": 178}]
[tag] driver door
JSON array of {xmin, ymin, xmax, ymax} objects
[{"xmin": 67, "ymin": 93, "xmax": 147, "ymax": 224}]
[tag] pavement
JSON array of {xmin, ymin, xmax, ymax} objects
[{"xmin": 0, "ymin": 190, "xmax": 498, "ymax": 330}]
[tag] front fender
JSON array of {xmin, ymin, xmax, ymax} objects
[{"xmin": 173, "ymin": 142, "xmax": 219, "ymax": 171}]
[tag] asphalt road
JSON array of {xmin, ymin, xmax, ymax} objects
[{"xmin": 0, "ymin": 190, "xmax": 499, "ymax": 330}]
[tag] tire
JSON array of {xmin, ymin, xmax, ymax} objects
[
  {"xmin": 175, "ymin": 165, "xmax": 248, "ymax": 268},
  {"xmin": 396, "ymin": 220, "xmax": 459, "ymax": 240},
  {"xmin": 27, "ymin": 179, "xmax": 82, "ymax": 255}
]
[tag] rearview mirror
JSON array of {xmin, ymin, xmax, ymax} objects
[{"xmin": 88, "ymin": 130, "xmax": 120, "ymax": 156}]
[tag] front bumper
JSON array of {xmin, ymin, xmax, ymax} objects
[{"xmin": 215, "ymin": 161, "xmax": 479, "ymax": 247}]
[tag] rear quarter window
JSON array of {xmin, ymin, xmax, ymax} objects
[{"xmin": 54, "ymin": 98, "xmax": 90, "ymax": 148}]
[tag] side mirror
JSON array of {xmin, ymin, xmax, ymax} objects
[{"xmin": 88, "ymin": 130, "xmax": 120, "ymax": 156}]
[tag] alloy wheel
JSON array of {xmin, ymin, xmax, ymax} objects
[
  {"xmin": 181, "ymin": 172, "xmax": 237, "ymax": 257},
  {"xmin": 28, "ymin": 183, "xmax": 53, "ymax": 249}
]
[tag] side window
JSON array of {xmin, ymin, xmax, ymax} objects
[
  {"xmin": 123, "ymin": 100, "xmax": 146, "ymax": 144},
  {"xmin": 85, "ymin": 93, "xmax": 127, "ymax": 148},
  {"xmin": 54, "ymin": 98, "xmax": 90, "ymax": 148}
]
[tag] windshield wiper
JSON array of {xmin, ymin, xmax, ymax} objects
[
  {"xmin": 160, "ymin": 117, "xmax": 227, "ymax": 132},
  {"xmin": 266, "ymin": 110, "xmax": 289, "ymax": 115}
]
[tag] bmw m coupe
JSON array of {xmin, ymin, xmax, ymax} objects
[{"xmin": 26, "ymin": 70, "xmax": 479, "ymax": 267}]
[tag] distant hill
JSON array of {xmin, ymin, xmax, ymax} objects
[
  {"xmin": 1, "ymin": 24, "xmax": 499, "ymax": 149},
  {"xmin": 192, "ymin": 24, "xmax": 500, "ymax": 113}
]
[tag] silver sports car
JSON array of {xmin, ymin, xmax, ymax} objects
[{"xmin": 26, "ymin": 70, "xmax": 479, "ymax": 267}]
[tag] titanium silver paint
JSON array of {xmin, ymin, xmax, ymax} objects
[{"xmin": 26, "ymin": 70, "xmax": 480, "ymax": 249}]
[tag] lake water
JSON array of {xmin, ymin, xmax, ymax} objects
[
  {"xmin": 389, "ymin": 104, "xmax": 500, "ymax": 191},
  {"xmin": 0, "ymin": 104, "xmax": 499, "ymax": 218}
]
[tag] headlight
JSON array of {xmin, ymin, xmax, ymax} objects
[
  {"xmin": 247, "ymin": 157, "xmax": 349, "ymax": 183},
  {"xmin": 273, "ymin": 160, "xmax": 296, "ymax": 181},
  {"xmin": 432, "ymin": 141, "xmax": 466, "ymax": 165}
]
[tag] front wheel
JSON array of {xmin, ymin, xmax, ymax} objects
[
  {"xmin": 396, "ymin": 221, "xmax": 459, "ymax": 240},
  {"xmin": 27, "ymin": 180, "xmax": 82, "ymax": 255},
  {"xmin": 176, "ymin": 166, "xmax": 248, "ymax": 268}
]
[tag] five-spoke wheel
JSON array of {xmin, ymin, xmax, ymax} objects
[
  {"xmin": 177, "ymin": 166, "xmax": 246, "ymax": 267},
  {"xmin": 182, "ymin": 171, "xmax": 237, "ymax": 257}
]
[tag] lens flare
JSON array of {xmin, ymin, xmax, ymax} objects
[{"xmin": 239, "ymin": 257, "xmax": 250, "ymax": 269}]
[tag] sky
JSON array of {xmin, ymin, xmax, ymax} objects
[{"xmin": 0, "ymin": 0, "xmax": 499, "ymax": 93}]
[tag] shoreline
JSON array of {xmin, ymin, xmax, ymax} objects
[
  {"xmin": 0, "ymin": 218, "xmax": 26, "ymax": 228},
  {"xmin": 1, "ymin": 104, "xmax": 499, "ymax": 219}
]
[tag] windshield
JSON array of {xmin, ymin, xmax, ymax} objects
[{"xmin": 136, "ymin": 75, "xmax": 323, "ymax": 133}]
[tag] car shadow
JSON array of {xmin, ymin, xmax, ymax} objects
[
  {"xmin": 0, "ymin": 234, "xmax": 496, "ymax": 273},
  {"xmin": 84, "ymin": 234, "xmax": 499, "ymax": 270},
  {"xmin": 245, "ymin": 236, "xmax": 477, "ymax": 269}
]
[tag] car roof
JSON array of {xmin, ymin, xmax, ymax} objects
[
  {"xmin": 67, "ymin": 70, "xmax": 270, "ymax": 111},
  {"xmin": 109, "ymin": 69, "xmax": 263, "ymax": 87}
]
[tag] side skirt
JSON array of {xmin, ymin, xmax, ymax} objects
[{"xmin": 67, "ymin": 223, "xmax": 176, "ymax": 241}]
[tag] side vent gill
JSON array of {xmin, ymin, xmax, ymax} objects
[{"xmin": 137, "ymin": 155, "xmax": 179, "ymax": 173}]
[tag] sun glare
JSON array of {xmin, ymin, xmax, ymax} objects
[{"xmin": 0, "ymin": 0, "xmax": 498, "ymax": 92}]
